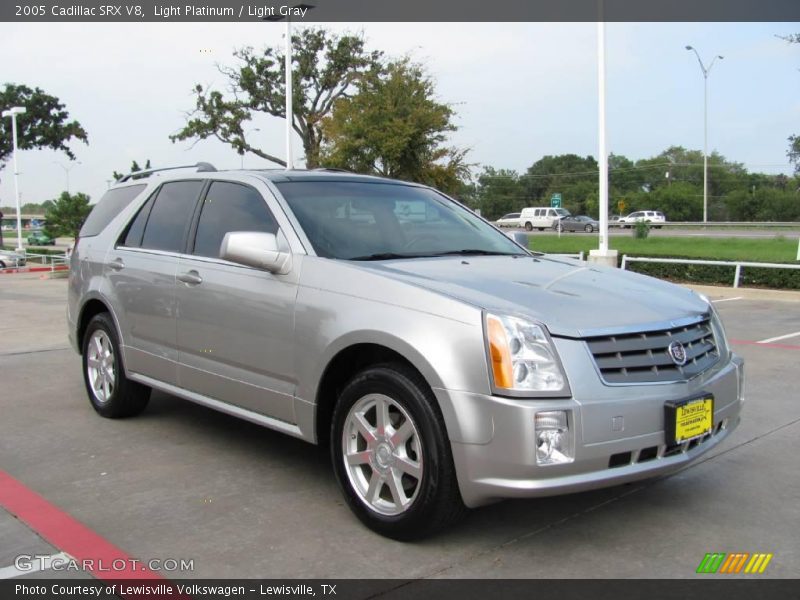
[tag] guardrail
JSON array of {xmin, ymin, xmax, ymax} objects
[
  {"xmin": 627, "ymin": 221, "xmax": 800, "ymax": 228},
  {"xmin": 0, "ymin": 251, "xmax": 69, "ymax": 274},
  {"xmin": 621, "ymin": 255, "xmax": 800, "ymax": 288}
]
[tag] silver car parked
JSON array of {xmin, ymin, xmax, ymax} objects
[{"xmin": 68, "ymin": 165, "xmax": 743, "ymax": 539}]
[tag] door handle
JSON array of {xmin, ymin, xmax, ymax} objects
[
  {"xmin": 177, "ymin": 270, "xmax": 203, "ymax": 285},
  {"xmin": 108, "ymin": 258, "xmax": 125, "ymax": 271}
]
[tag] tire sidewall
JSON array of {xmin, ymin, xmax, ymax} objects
[{"xmin": 330, "ymin": 366, "xmax": 449, "ymax": 537}]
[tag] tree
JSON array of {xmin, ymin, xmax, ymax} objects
[
  {"xmin": 43, "ymin": 192, "xmax": 92, "ymax": 240},
  {"xmin": 789, "ymin": 135, "xmax": 800, "ymax": 175},
  {"xmin": 171, "ymin": 28, "xmax": 382, "ymax": 168},
  {"xmin": 113, "ymin": 159, "xmax": 152, "ymax": 181},
  {"xmin": 475, "ymin": 168, "xmax": 525, "ymax": 219},
  {"xmin": 781, "ymin": 34, "xmax": 799, "ymax": 173},
  {"xmin": 522, "ymin": 154, "xmax": 598, "ymax": 212},
  {"xmin": 0, "ymin": 84, "xmax": 87, "ymax": 169},
  {"xmin": 320, "ymin": 59, "xmax": 470, "ymax": 195}
]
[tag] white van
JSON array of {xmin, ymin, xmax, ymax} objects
[{"xmin": 519, "ymin": 207, "xmax": 571, "ymax": 231}]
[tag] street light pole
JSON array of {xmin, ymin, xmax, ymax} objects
[
  {"xmin": 686, "ymin": 46, "xmax": 723, "ymax": 224},
  {"xmin": 54, "ymin": 161, "xmax": 81, "ymax": 193},
  {"xmin": 588, "ymin": 17, "xmax": 618, "ymax": 268},
  {"xmin": 264, "ymin": 4, "xmax": 313, "ymax": 171},
  {"xmin": 285, "ymin": 17, "xmax": 294, "ymax": 170},
  {"xmin": 2, "ymin": 106, "xmax": 27, "ymax": 252}
]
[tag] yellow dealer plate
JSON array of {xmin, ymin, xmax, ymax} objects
[{"xmin": 671, "ymin": 397, "xmax": 714, "ymax": 444}]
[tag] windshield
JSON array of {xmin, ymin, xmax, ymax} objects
[
  {"xmin": 554, "ymin": 208, "xmax": 571, "ymax": 217},
  {"xmin": 276, "ymin": 181, "xmax": 526, "ymax": 260}
]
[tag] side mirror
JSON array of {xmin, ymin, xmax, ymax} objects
[
  {"xmin": 508, "ymin": 231, "xmax": 530, "ymax": 250},
  {"xmin": 220, "ymin": 231, "xmax": 292, "ymax": 274}
]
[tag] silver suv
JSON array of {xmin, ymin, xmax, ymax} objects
[{"xmin": 68, "ymin": 165, "xmax": 743, "ymax": 539}]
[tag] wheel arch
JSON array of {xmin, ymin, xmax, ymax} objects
[
  {"xmin": 76, "ymin": 295, "xmax": 121, "ymax": 355},
  {"xmin": 313, "ymin": 339, "xmax": 445, "ymax": 448}
]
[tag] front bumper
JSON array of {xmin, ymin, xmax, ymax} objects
[{"xmin": 441, "ymin": 352, "xmax": 744, "ymax": 508}]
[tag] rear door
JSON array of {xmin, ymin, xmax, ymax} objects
[
  {"xmin": 175, "ymin": 180, "xmax": 299, "ymax": 422},
  {"xmin": 108, "ymin": 180, "xmax": 204, "ymax": 385}
]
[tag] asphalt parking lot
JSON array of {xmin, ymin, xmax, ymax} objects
[{"xmin": 0, "ymin": 273, "xmax": 798, "ymax": 581}]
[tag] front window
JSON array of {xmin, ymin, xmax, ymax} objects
[
  {"xmin": 276, "ymin": 181, "xmax": 526, "ymax": 260},
  {"xmin": 554, "ymin": 208, "xmax": 571, "ymax": 217}
]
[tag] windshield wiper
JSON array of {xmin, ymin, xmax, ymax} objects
[
  {"xmin": 427, "ymin": 249, "xmax": 526, "ymax": 257},
  {"xmin": 349, "ymin": 252, "xmax": 421, "ymax": 261},
  {"xmin": 349, "ymin": 249, "xmax": 526, "ymax": 261}
]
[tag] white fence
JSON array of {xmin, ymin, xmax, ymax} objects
[{"xmin": 621, "ymin": 255, "xmax": 800, "ymax": 288}]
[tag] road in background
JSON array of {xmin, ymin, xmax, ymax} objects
[{"xmin": 502, "ymin": 227, "xmax": 800, "ymax": 239}]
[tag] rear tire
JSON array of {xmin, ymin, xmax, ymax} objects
[
  {"xmin": 82, "ymin": 313, "xmax": 150, "ymax": 418},
  {"xmin": 524, "ymin": 222, "xmax": 533, "ymax": 232},
  {"xmin": 331, "ymin": 364, "xmax": 467, "ymax": 540}
]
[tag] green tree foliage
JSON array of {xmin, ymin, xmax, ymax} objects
[
  {"xmin": 43, "ymin": 192, "xmax": 92, "ymax": 239},
  {"xmin": 475, "ymin": 168, "xmax": 523, "ymax": 217},
  {"xmin": 781, "ymin": 34, "xmax": 799, "ymax": 173},
  {"xmin": 113, "ymin": 159, "xmax": 152, "ymax": 181},
  {"xmin": 475, "ymin": 147, "xmax": 799, "ymax": 221},
  {"xmin": 320, "ymin": 59, "xmax": 470, "ymax": 195},
  {"xmin": 788, "ymin": 135, "xmax": 800, "ymax": 175},
  {"xmin": 0, "ymin": 84, "xmax": 87, "ymax": 169},
  {"xmin": 523, "ymin": 154, "xmax": 598, "ymax": 210},
  {"xmin": 172, "ymin": 28, "xmax": 382, "ymax": 168}
]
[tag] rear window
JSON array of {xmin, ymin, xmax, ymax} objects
[{"xmin": 79, "ymin": 185, "xmax": 147, "ymax": 238}]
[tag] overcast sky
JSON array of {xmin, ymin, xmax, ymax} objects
[{"xmin": 1, "ymin": 21, "xmax": 798, "ymax": 206}]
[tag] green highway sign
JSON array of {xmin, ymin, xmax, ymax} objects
[{"xmin": 550, "ymin": 193, "xmax": 562, "ymax": 208}]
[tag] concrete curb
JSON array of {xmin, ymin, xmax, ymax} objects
[{"xmin": 684, "ymin": 283, "xmax": 800, "ymax": 303}]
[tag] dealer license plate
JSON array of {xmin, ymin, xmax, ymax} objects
[{"xmin": 665, "ymin": 396, "xmax": 714, "ymax": 444}]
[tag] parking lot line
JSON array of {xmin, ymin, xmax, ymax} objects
[
  {"xmin": 758, "ymin": 330, "xmax": 800, "ymax": 344},
  {"xmin": 731, "ymin": 339, "xmax": 800, "ymax": 351},
  {"xmin": 0, "ymin": 470, "xmax": 163, "ymax": 582},
  {"xmin": 711, "ymin": 297, "xmax": 742, "ymax": 303},
  {"xmin": 0, "ymin": 552, "xmax": 71, "ymax": 579}
]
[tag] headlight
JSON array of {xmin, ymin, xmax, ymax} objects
[
  {"xmin": 485, "ymin": 313, "xmax": 570, "ymax": 396},
  {"xmin": 708, "ymin": 303, "xmax": 730, "ymax": 360}
]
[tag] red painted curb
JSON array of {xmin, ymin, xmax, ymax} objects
[
  {"xmin": 0, "ymin": 265, "xmax": 69, "ymax": 275},
  {"xmin": 0, "ymin": 470, "xmax": 173, "ymax": 594}
]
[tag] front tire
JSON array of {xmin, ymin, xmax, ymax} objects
[
  {"xmin": 584, "ymin": 224, "xmax": 594, "ymax": 233},
  {"xmin": 82, "ymin": 313, "xmax": 150, "ymax": 418},
  {"xmin": 331, "ymin": 364, "xmax": 467, "ymax": 540}
]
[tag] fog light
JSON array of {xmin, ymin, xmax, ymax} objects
[{"xmin": 535, "ymin": 410, "xmax": 574, "ymax": 465}]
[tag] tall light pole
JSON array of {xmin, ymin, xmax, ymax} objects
[
  {"xmin": 588, "ymin": 18, "xmax": 618, "ymax": 268},
  {"xmin": 264, "ymin": 4, "xmax": 314, "ymax": 170},
  {"xmin": 685, "ymin": 46, "xmax": 723, "ymax": 223},
  {"xmin": 54, "ymin": 160, "xmax": 81, "ymax": 193},
  {"xmin": 2, "ymin": 106, "xmax": 27, "ymax": 251}
]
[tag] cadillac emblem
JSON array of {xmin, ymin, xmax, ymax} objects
[{"xmin": 668, "ymin": 341, "xmax": 688, "ymax": 366}]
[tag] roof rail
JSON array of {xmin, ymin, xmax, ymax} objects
[
  {"xmin": 313, "ymin": 167, "xmax": 352, "ymax": 173},
  {"xmin": 118, "ymin": 162, "xmax": 217, "ymax": 183}
]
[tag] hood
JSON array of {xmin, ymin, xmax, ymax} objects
[{"xmin": 354, "ymin": 255, "xmax": 709, "ymax": 338}]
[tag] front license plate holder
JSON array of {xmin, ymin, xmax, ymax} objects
[{"xmin": 664, "ymin": 395, "xmax": 714, "ymax": 445}]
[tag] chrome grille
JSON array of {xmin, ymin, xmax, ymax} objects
[{"xmin": 586, "ymin": 318, "xmax": 719, "ymax": 384}]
